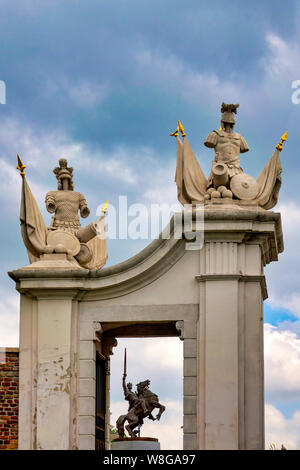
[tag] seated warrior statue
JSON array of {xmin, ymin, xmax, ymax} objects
[
  {"xmin": 204, "ymin": 102, "xmax": 249, "ymax": 188},
  {"xmin": 172, "ymin": 101, "xmax": 286, "ymax": 207},
  {"xmin": 45, "ymin": 158, "xmax": 90, "ymax": 233},
  {"xmin": 17, "ymin": 154, "xmax": 108, "ymax": 269}
]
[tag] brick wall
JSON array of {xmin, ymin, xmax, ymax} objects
[{"xmin": 0, "ymin": 348, "xmax": 19, "ymax": 450}]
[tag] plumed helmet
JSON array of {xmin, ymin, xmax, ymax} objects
[
  {"xmin": 221, "ymin": 102, "xmax": 239, "ymax": 124},
  {"xmin": 53, "ymin": 158, "xmax": 74, "ymax": 190}
]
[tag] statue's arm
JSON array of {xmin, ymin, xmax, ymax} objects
[
  {"xmin": 240, "ymin": 135, "xmax": 249, "ymax": 153},
  {"xmin": 204, "ymin": 131, "xmax": 218, "ymax": 149},
  {"xmin": 79, "ymin": 193, "xmax": 90, "ymax": 218},
  {"xmin": 45, "ymin": 191, "xmax": 56, "ymax": 213}
]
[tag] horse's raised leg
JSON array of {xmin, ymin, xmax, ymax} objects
[
  {"xmin": 116, "ymin": 414, "xmax": 127, "ymax": 439},
  {"xmin": 125, "ymin": 412, "xmax": 140, "ymax": 437},
  {"xmin": 152, "ymin": 401, "xmax": 165, "ymax": 421}
]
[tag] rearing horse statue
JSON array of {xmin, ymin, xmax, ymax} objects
[{"xmin": 116, "ymin": 351, "xmax": 166, "ymax": 439}]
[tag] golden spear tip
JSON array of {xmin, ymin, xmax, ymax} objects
[
  {"xmin": 276, "ymin": 130, "xmax": 288, "ymax": 151},
  {"xmin": 16, "ymin": 154, "xmax": 26, "ymax": 177},
  {"xmin": 170, "ymin": 125, "xmax": 179, "ymax": 137},
  {"xmin": 178, "ymin": 120, "xmax": 186, "ymax": 137},
  {"xmin": 102, "ymin": 199, "xmax": 109, "ymax": 213}
]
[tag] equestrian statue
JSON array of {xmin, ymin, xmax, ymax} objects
[{"xmin": 116, "ymin": 349, "xmax": 166, "ymax": 439}]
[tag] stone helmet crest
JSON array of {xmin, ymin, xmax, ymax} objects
[
  {"xmin": 221, "ymin": 102, "xmax": 239, "ymax": 125},
  {"xmin": 53, "ymin": 158, "xmax": 74, "ymax": 190}
]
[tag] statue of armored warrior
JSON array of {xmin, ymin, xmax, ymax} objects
[
  {"xmin": 45, "ymin": 158, "xmax": 90, "ymax": 233},
  {"xmin": 116, "ymin": 349, "xmax": 165, "ymax": 438},
  {"xmin": 204, "ymin": 102, "xmax": 249, "ymax": 188},
  {"xmin": 122, "ymin": 377, "xmax": 148, "ymax": 415},
  {"xmin": 16, "ymin": 154, "xmax": 108, "ymax": 269}
]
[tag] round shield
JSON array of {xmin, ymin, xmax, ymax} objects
[
  {"xmin": 47, "ymin": 230, "xmax": 80, "ymax": 256},
  {"xmin": 230, "ymin": 173, "xmax": 259, "ymax": 200}
]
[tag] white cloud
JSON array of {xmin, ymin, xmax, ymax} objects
[
  {"xmin": 142, "ymin": 163, "xmax": 179, "ymax": 207},
  {"xmin": 43, "ymin": 76, "xmax": 110, "ymax": 109},
  {"xmin": 136, "ymin": 49, "xmax": 245, "ymax": 109},
  {"xmin": 142, "ymin": 338, "xmax": 183, "ymax": 371},
  {"xmin": 68, "ymin": 80, "xmax": 109, "ymax": 109},
  {"xmin": 0, "ymin": 291, "xmax": 19, "ymax": 347},
  {"xmin": 265, "ymin": 404, "xmax": 300, "ymax": 450},
  {"xmin": 0, "ymin": 117, "xmax": 138, "ymax": 192},
  {"xmin": 265, "ymin": 323, "xmax": 300, "ymax": 397},
  {"xmin": 266, "ymin": 202, "xmax": 300, "ymax": 317},
  {"xmin": 278, "ymin": 201, "xmax": 300, "ymax": 236},
  {"xmin": 110, "ymin": 338, "xmax": 183, "ymax": 399},
  {"xmin": 265, "ymin": 33, "xmax": 300, "ymax": 79},
  {"xmin": 0, "ymin": 158, "xmax": 48, "ymax": 212},
  {"xmin": 135, "ymin": 30, "xmax": 300, "ymax": 127}
]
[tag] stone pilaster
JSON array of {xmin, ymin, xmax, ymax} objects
[
  {"xmin": 180, "ymin": 320, "xmax": 198, "ymax": 450},
  {"xmin": 18, "ymin": 289, "xmax": 80, "ymax": 450},
  {"xmin": 195, "ymin": 209, "xmax": 282, "ymax": 449}
]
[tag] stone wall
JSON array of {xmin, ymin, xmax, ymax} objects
[{"xmin": 0, "ymin": 348, "xmax": 19, "ymax": 450}]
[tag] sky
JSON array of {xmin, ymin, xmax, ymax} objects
[{"xmin": 0, "ymin": 0, "xmax": 300, "ymax": 449}]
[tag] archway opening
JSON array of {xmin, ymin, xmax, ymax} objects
[{"xmin": 110, "ymin": 336, "xmax": 183, "ymax": 449}]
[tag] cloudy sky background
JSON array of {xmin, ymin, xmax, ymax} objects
[{"xmin": 0, "ymin": 0, "xmax": 300, "ymax": 449}]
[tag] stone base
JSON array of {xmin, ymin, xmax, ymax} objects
[
  {"xmin": 111, "ymin": 437, "xmax": 160, "ymax": 451},
  {"xmin": 204, "ymin": 198, "xmax": 263, "ymax": 210},
  {"xmin": 19, "ymin": 253, "xmax": 84, "ymax": 271}
]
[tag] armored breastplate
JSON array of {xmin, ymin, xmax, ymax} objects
[
  {"xmin": 215, "ymin": 133, "xmax": 241, "ymax": 163},
  {"xmin": 46, "ymin": 190, "xmax": 82, "ymax": 231},
  {"xmin": 54, "ymin": 192, "xmax": 81, "ymax": 221}
]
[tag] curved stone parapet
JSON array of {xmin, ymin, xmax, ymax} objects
[{"xmin": 8, "ymin": 208, "xmax": 283, "ymax": 301}]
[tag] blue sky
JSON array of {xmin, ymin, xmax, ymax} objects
[{"xmin": 1, "ymin": 0, "xmax": 300, "ymax": 448}]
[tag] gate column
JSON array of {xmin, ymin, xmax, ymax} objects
[{"xmin": 196, "ymin": 210, "xmax": 283, "ymax": 450}]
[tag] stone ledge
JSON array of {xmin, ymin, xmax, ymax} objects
[{"xmin": 196, "ymin": 274, "xmax": 268, "ymax": 300}]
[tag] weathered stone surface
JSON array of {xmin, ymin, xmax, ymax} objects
[
  {"xmin": 183, "ymin": 414, "xmax": 197, "ymax": 434},
  {"xmin": 183, "ymin": 396, "xmax": 197, "ymax": 415},
  {"xmin": 184, "ymin": 339, "xmax": 197, "ymax": 358},
  {"xmin": 183, "ymin": 433, "xmax": 197, "ymax": 450},
  {"xmin": 183, "ymin": 358, "xmax": 197, "ymax": 377},
  {"xmin": 11, "ymin": 208, "xmax": 283, "ymax": 450},
  {"xmin": 183, "ymin": 377, "xmax": 197, "ymax": 396}
]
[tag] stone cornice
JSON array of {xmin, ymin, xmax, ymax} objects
[
  {"xmin": 195, "ymin": 274, "xmax": 268, "ymax": 300},
  {"xmin": 8, "ymin": 209, "xmax": 282, "ymax": 300}
]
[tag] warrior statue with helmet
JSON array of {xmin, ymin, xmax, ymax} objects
[
  {"xmin": 204, "ymin": 102, "xmax": 250, "ymax": 195},
  {"xmin": 46, "ymin": 158, "xmax": 90, "ymax": 234},
  {"xmin": 171, "ymin": 101, "xmax": 287, "ymax": 208},
  {"xmin": 116, "ymin": 349, "xmax": 165, "ymax": 439},
  {"xmin": 16, "ymin": 155, "xmax": 108, "ymax": 270}
]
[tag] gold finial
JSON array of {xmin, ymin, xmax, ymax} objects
[
  {"xmin": 102, "ymin": 200, "xmax": 109, "ymax": 214},
  {"xmin": 16, "ymin": 154, "xmax": 26, "ymax": 177},
  {"xmin": 178, "ymin": 120, "xmax": 186, "ymax": 137},
  {"xmin": 170, "ymin": 125, "xmax": 179, "ymax": 137},
  {"xmin": 219, "ymin": 126, "xmax": 223, "ymax": 131},
  {"xmin": 276, "ymin": 131, "xmax": 288, "ymax": 151}
]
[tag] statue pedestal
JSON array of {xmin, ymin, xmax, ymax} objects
[{"xmin": 111, "ymin": 437, "xmax": 160, "ymax": 450}]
